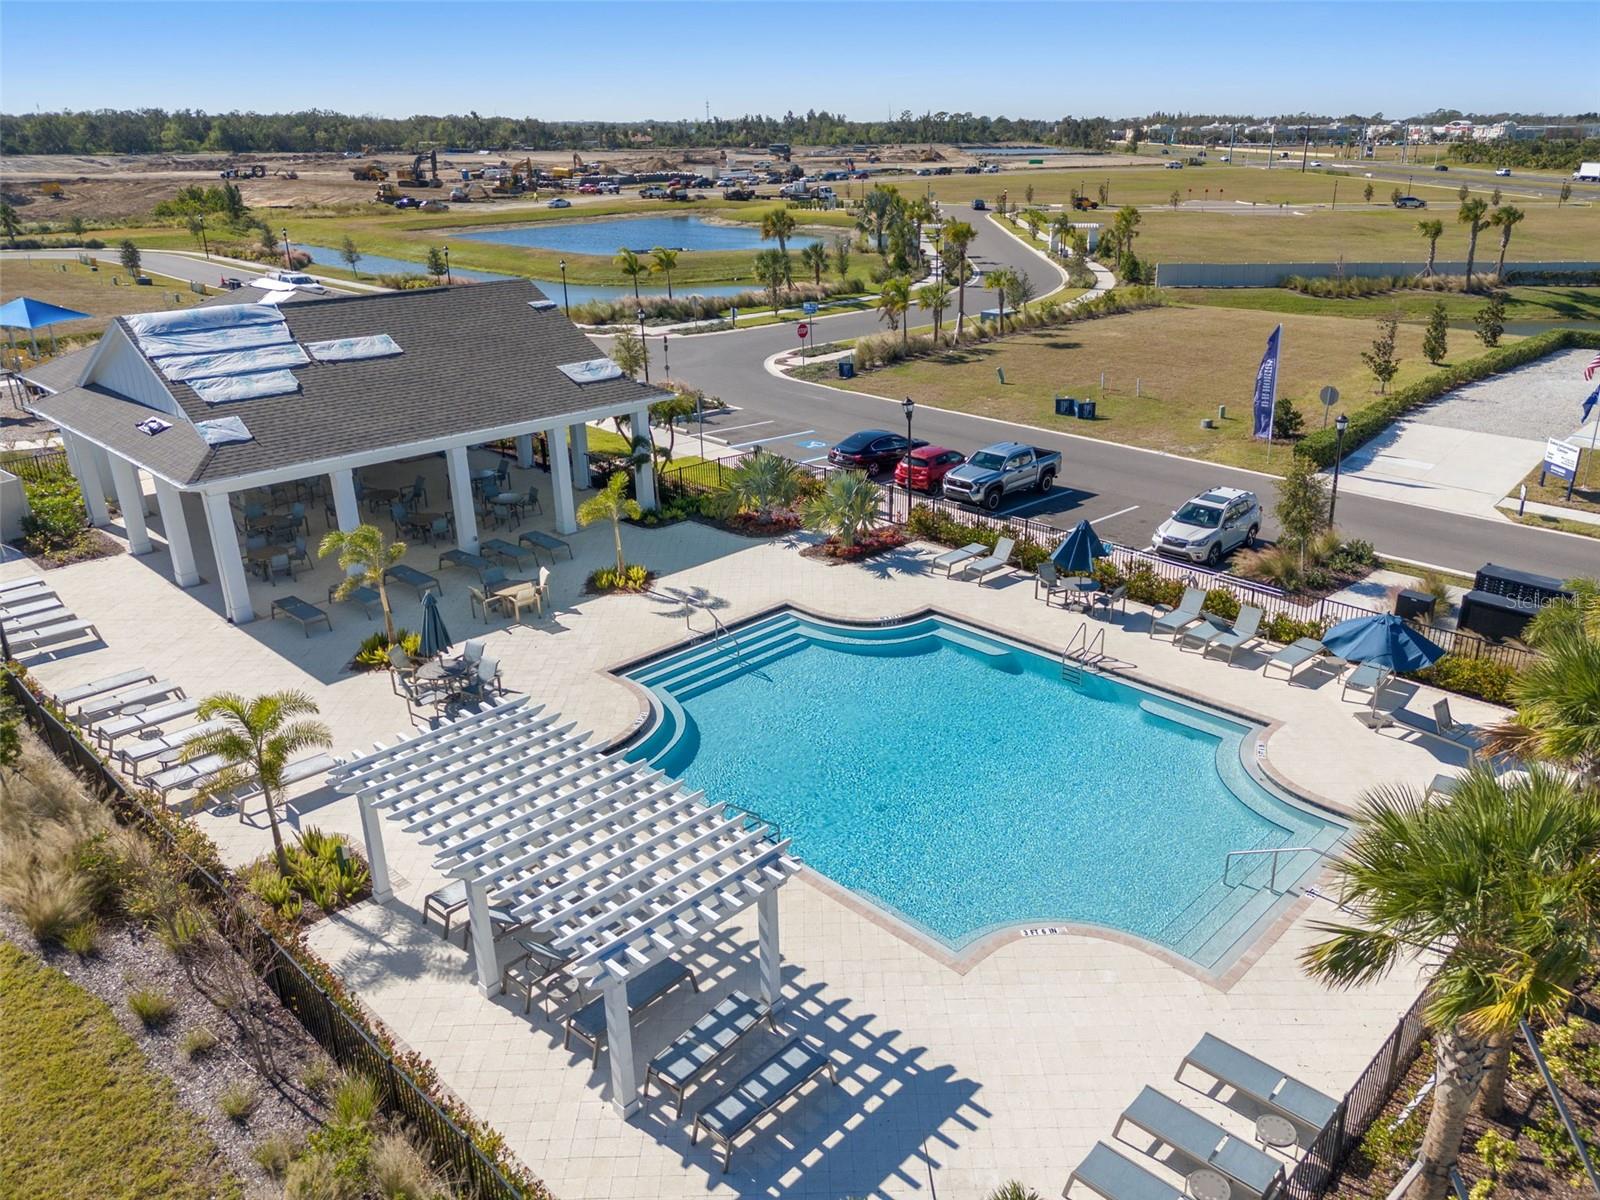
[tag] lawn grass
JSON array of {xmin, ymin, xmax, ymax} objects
[
  {"xmin": 1515, "ymin": 455, "xmax": 1600, "ymax": 514},
  {"xmin": 1178, "ymin": 285, "xmax": 1600, "ymax": 323},
  {"xmin": 827, "ymin": 303, "xmax": 1518, "ymax": 472},
  {"xmin": 0, "ymin": 940, "xmax": 239, "ymax": 1200},
  {"xmin": 0, "ymin": 258, "xmax": 207, "ymax": 334}
]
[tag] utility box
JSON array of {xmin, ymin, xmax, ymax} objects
[
  {"xmin": 837, "ymin": 360, "xmax": 855, "ymax": 379},
  {"xmin": 1076, "ymin": 399, "xmax": 1097, "ymax": 420},
  {"xmin": 1055, "ymin": 395, "xmax": 1077, "ymax": 416}
]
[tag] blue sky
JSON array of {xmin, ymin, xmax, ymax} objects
[{"xmin": 0, "ymin": 2, "xmax": 1587, "ymax": 121}]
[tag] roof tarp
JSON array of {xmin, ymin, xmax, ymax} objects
[
  {"xmin": 304, "ymin": 334, "xmax": 403, "ymax": 362},
  {"xmin": 125, "ymin": 305, "xmax": 294, "ymax": 358},
  {"xmin": 194, "ymin": 416, "xmax": 254, "ymax": 446},
  {"xmin": 190, "ymin": 371, "xmax": 301, "ymax": 405},
  {"xmin": 558, "ymin": 357, "xmax": 624, "ymax": 385},
  {"xmin": 156, "ymin": 342, "xmax": 311, "ymax": 382}
]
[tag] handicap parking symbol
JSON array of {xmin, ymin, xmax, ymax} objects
[{"xmin": 797, "ymin": 439, "xmax": 828, "ymax": 449}]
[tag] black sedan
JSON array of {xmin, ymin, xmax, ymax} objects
[{"xmin": 827, "ymin": 430, "xmax": 930, "ymax": 477}]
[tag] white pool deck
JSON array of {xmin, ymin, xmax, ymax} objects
[{"xmin": 3, "ymin": 488, "xmax": 1481, "ymax": 1200}]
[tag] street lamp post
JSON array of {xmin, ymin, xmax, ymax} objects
[
  {"xmin": 280, "ymin": 228, "xmax": 291, "ymax": 270},
  {"xmin": 1329, "ymin": 413, "xmax": 1350, "ymax": 524},
  {"xmin": 637, "ymin": 308, "xmax": 649, "ymax": 384},
  {"xmin": 443, "ymin": 246, "xmax": 452, "ymax": 285},
  {"xmin": 901, "ymin": 396, "xmax": 916, "ymax": 522},
  {"xmin": 559, "ymin": 259, "xmax": 569, "ymax": 315},
  {"xmin": 661, "ymin": 333, "xmax": 669, "ymax": 378}
]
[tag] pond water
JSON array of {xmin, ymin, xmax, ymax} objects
[
  {"xmin": 454, "ymin": 215, "xmax": 821, "ymax": 256},
  {"xmin": 295, "ymin": 244, "xmax": 509, "ymax": 282}
]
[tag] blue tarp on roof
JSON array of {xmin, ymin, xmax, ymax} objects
[
  {"xmin": 190, "ymin": 371, "xmax": 301, "ymax": 405},
  {"xmin": 157, "ymin": 343, "xmax": 310, "ymax": 381},
  {"xmin": 304, "ymin": 334, "xmax": 403, "ymax": 362}
]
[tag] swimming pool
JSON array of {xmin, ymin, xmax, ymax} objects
[
  {"xmin": 455, "ymin": 215, "xmax": 821, "ymax": 256},
  {"xmin": 621, "ymin": 610, "xmax": 1344, "ymax": 972}
]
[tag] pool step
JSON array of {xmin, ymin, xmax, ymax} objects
[
  {"xmin": 671, "ymin": 636, "xmax": 811, "ymax": 702},
  {"xmin": 649, "ymin": 627, "xmax": 806, "ymax": 696},
  {"xmin": 630, "ymin": 615, "xmax": 800, "ymax": 687}
]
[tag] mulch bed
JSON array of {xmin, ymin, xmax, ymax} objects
[
  {"xmin": 799, "ymin": 529, "xmax": 909, "ymax": 562},
  {"xmin": 11, "ymin": 528, "xmax": 125, "ymax": 569},
  {"xmin": 720, "ymin": 511, "xmax": 802, "ymax": 538}
]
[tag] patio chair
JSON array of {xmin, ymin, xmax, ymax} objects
[
  {"xmin": 1150, "ymin": 586, "xmax": 1207, "ymax": 639},
  {"xmin": 1064, "ymin": 1142, "xmax": 1184, "ymax": 1200},
  {"xmin": 389, "ymin": 501, "xmax": 410, "ymax": 537},
  {"xmin": 1035, "ymin": 561, "xmax": 1072, "ymax": 606},
  {"xmin": 421, "ymin": 879, "xmax": 470, "ymax": 940},
  {"xmin": 931, "ymin": 542, "xmax": 986, "ymax": 577},
  {"xmin": 501, "ymin": 932, "xmax": 578, "ymax": 1017},
  {"xmin": 524, "ymin": 483, "xmax": 543, "ymax": 514},
  {"xmin": 288, "ymin": 535, "xmax": 311, "ymax": 571},
  {"xmin": 428, "ymin": 517, "xmax": 452, "ymax": 545},
  {"xmin": 467, "ymin": 585, "xmax": 499, "ymax": 623},
  {"xmin": 1205, "ymin": 605, "xmax": 1265, "ymax": 663},
  {"xmin": 646, "ymin": 991, "xmax": 775, "ymax": 1118},
  {"xmin": 1175, "ymin": 1033, "xmax": 1339, "ymax": 1132},
  {"xmin": 1341, "ymin": 662, "xmax": 1392, "ymax": 704},
  {"xmin": 1113, "ymin": 1086, "xmax": 1284, "ymax": 1200},
  {"xmin": 1433, "ymin": 698, "xmax": 1487, "ymax": 751},
  {"xmin": 288, "ymin": 502, "xmax": 308, "ymax": 535},
  {"xmin": 244, "ymin": 532, "xmax": 268, "ymax": 551},
  {"xmin": 265, "ymin": 552, "xmax": 293, "ymax": 584},
  {"xmin": 1264, "ymin": 637, "xmax": 1328, "ymax": 683},
  {"xmin": 270, "ymin": 596, "xmax": 331, "ymax": 637},
  {"xmin": 959, "ymin": 537, "xmax": 1016, "ymax": 586},
  {"xmin": 1425, "ymin": 773, "xmax": 1462, "ymax": 800},
  {"xmin": 495, "ymin": 459, "xmax": 511, "ymax": 489},
  {"xmin": 403, "ymin": 474, "xmax": 428, "ymax": 509},
  {"xmin": 535, "ymin": 566, "xmax": 552, "ymax": 613},
  {"xmin": 242, "ymin": 501, "xmax": 267, "ymax": 521},
  {"xmin": 460, "ymin": 639, "xmax": 485, "ymax": 668},
  {"xmin": 692, "ymin": 1038, "xmax": 837, "ymax": 1173},
  {"xmin": 564, "ymin": 958, "xmax": 699, "ymax": 1065},
  {"xmin": 1091, "ymin": 583, "xmax": 1129, "ymax": 622}
]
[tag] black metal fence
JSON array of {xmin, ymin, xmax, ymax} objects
[
  {"xmin": 0, "ymin": 446, "xmax": 70, "ymax": 483},
  {"xmin": 1283, "ymin": 991, "xmax": 1430, "ymax": 1198},
  {"xmin": 1, "ymin": 670, "xmax": 532, "ymax": 1200}
]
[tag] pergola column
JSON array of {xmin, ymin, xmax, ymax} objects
[
  {"xmin": 464, "ymin": 875, "xmax": 500, "ymax": 996},
  {"xmin": 153, "ymin": 479, "xmax": 200, "ymax": 586},
  {"xmin": 630, "ymin": 407, "xmax": 657, "ymax": 510},
  {"xmin": 445, "ymin": 445, "xmax": 479, "ymax": 554},
  {"xmin": 548, "ymin": 428, "xmax": 578, "ymax": 535},
  {"xmin": 356, "ymin": 795, "xmax": 392, "ymax": 903},
  {"xmin": 603, "ymin": 979, "xmax": 642, "ymax": 1116},
  {"xmin": 201, "ymin": 491, "xmax": 254, "ymax": 624},
  {"xmin": 515, "ymin": 433, "xmax": 535, "ymax": 470},
  {"xmin": 568, "ymin": 422, "xmax": 589, "ymax": 489},
  {"xmin": 105, "ymin": 456, "xmax": 152, "ymax": 555},
  {"xmin": 329, "ymin": 466, "xmax": 360, "ymax": 532},
  {"xmin": 61, "ymin": 432, "xmax": 110, "ymax": 527},
  {"xmin": 758, "ymin": 888, "xmax": 783, "ymax": 1011}
]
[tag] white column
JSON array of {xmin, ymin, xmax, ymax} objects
[
  {"xmin": 568, "ymin": 422, "xmax": 589, "ymax": 489},
  {"xmin": 464, "ymin": 875, "xmax": 500, "ymax": 996},
  {"xmin": 445, "ymin": 445, "xmax": 479, "ymax": 554},
  {"xmin": 357, "ymin": 796, "xmax": 392, "ymax": 903},
  {"xmin": 515, "ymin": 433, "xmax": 535, "ymax": 470},
  {"xmin": 758, "ymin": 888, "xmax": 783, "ymax": 1011},
  {"xmin": 88, "ymin": 444, "xmax": 118, "ymax": 508},
  {"xmin": 105, "ymin": 456, "xmax": 152, "ymax": 555},
  {"xmin": 329, "ymin": 467, "xmax": 360, "ymax": 532},
  {"xmin": 603, "ymin": 979, "xmax": 641, "ymax": 1115},
  {"xmin": 201, "ymin": 491, "xmax": 254, "ymax": 624},
  {"xmin": 153, "ymin": 479, "xmax": 200, "ymax": 587},
  {"xmin": 549, "ymin": 428, "xmax": 578, "ymax": 535},
  {"xmin": 61, "ymin": 432, "xmax": 110, "ymax": 527},
  {"xmin": 630, "ymin": 408, "xmax": 657, "ymax": 510}
]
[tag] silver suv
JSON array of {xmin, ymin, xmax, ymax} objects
[{"xmin": 1152, "ymin": 487, "xmax": 1261, "ymax": 566}]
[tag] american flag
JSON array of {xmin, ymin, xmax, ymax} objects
[{"xmin": 1587, "ymin": 352, "xmax": 1600, "ymax": 381}]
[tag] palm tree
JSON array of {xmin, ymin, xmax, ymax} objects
[
  {"xmin": 803, "ymin": 470, "xmax": 882, "ymax": 548},
  {"xmin": 1488, "ymin": 205, "xmax": 1524, "ymax": 281},
  {"xmin": 904, "ymin": 196, "xmax": 936, "ymax": 256},
  {"xmin": 723, "ymin": 452, "xmax": 805, "ymax": 522},
  {"xmin": 614, "ymin": 247, "xmax": 647, "ymax": 304},
  {"xmin": 752, "ymin": 248, "xmax": 788, "ymax": 315},
  {"xmin": 1484, "ymin": 628, "xmax": 1600, "ymax": 787},
  {"xmin": 878, "ymin": 275, "xmax": 911, "ymax": 349},
  {"xmin": 759, "ymin": 207, "xmax": 797, "ymax": 285},
  {"xmin": 182, "ymin": 691, "xmax": 332, "ymax": 871},
  {"xmin": 649, "ymin": 246, "xmax": 679, "ymax": 299},
  {"xmin": 799, "ymin": 241, "xmax": 830, "ymax": 286},
  {"xmin": 1457, "ymin": 198, "xmax": 1490, "ymax": 291},
  {"xmin": 1416, "ymin": 219, "xmax": 1445, "ymax": 276},
  {"xmin": 1301, "ymin": 767, "xmax": 1600, "ymax": 1199},
  {"xmin": 942, "ymin": 221, "xmax": 976, "ymax": 336},
  {"xmin": 318, "ymin": 524, "xmax": 405, "ymax": 644},
  {"xmin": 577, "ymin": 471, "xmax": 641, "ymax": 574},
  {"xmin": 1050, "ymin": 212, "xmax": 1075, "ymax": 257},
  {"xmin": 861, "ymin": 185, "xmax": 900, "ymax": 256},
  {"xmin": 916, "ymin": 280, "xmax": 951, "ymax": 344},
  {"xmin": 987, "ymin": 266, "xmax": 1018, "ymax": 334}
]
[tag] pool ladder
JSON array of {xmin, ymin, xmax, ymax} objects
[
  {"xmin": 1060, "ymin": 623, "xmax": 1106, "ymax": 685},
  {"xmin": 1223, "ymin": 845, "xmax": 1336, "ymax": 890},
  {"xmin": 685, "ymin": 601, "xmax": 745, "ymax": 665}
]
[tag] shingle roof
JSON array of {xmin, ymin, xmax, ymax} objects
[
  {"xmin": 18, "ymin": 346, "xmax": 93, "ymax": 394},
  {"xmin": 30, "ymin": 383, "xmax": 211, "ymax": 484},
  {"xmin": 32, "ymin": 280, "xmax": 659, "ymax": 487}
]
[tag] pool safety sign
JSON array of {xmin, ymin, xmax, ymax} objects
[{"xmin": 1542, "ymin": 438, "xmax": 1580, "ymax": 483}]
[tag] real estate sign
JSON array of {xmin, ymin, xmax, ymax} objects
[{"xmin": 1542, "ymin": 437, "xmax": 1580, "ymax": 482}]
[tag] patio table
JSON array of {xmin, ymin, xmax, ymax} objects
[
  {"xmin": 489, "ymin": 580, "xmax": 542, "ymax": 621},
  {"xmin": 1061, "ymin": 577, "xmax": 1100, "ymax": 611},
  {"xmin": 403, "ymin": 510, "xmax": 453, "ymax": 542},
  {"xmin": 363, "ymin": 486, "xmax": 401, "ymax": 510}
]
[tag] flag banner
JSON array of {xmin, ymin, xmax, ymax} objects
[
  {"xmin": 1584, "ymin": 352, "xmax": 1600, "ymax": 381},
  {"xmin": 1583, "ymin": 382, "xmax": 1599, "ymax": 423},
  {"xmin": 1251, "ymin": 325, "xmax": 1282, "ymax": 440}
]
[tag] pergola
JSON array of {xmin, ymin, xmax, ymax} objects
[{"xmin": 331, "ymin": 698, "xmax": 800, "ymax": 1115}]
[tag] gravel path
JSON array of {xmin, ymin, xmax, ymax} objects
[{"xmin": 1407, "ymin": 346, "xmax": 1596, "ymax": 442}]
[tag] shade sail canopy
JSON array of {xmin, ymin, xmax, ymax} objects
[
  {"xmin": 0, "ymin": 297, "xmax": 91, "ymax": 330},
  {"xmin": 1322, "ymin": 613, "xmax": 1446, "ymax": 673}
]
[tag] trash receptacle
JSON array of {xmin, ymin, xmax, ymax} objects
[
  {"xmin": 1054, "ymin": 395, "xmax": 1077, "ymax": 417},
  {"xmin": 838, "ymin": 360, "xmax": 855, "ymax": 379},
  {"xmin": 1395, "ymin": 589, "xmax": 1437, "ymax": 621},
  {"xmin": 1076, "ymin": 399, "xmax": 1097, "ymax": 420}
]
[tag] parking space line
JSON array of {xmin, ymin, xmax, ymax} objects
[
  {"xmin": 799, "ymin": 455, "xmax": 830, "ymax": 464},
  {"xmin": 1092, "ymin": 504, "xmax": 1141, "ymax": 523},
  {"xmin": 730, "ymin": 429, "xmax": 815, "ymax": 449},
  {"xmin": 708, "ymin": 421, "xmax": 774, "ymax": 434}
]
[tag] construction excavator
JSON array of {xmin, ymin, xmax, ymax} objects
[{"xmin": 396, "ymin": 150, "xmax": 443, "ymax": 188}]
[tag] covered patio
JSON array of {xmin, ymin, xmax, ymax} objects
[{"xmin": 330, "ymin": 698, "xmax": 800, "ymax": 1116}]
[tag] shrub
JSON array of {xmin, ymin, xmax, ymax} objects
[
  {"xmin": 248, "ymin": 863, "xmax": 303, "ymax": 920},
  {"xmin": 284, "ymin": 1151, "xmax": 356, "ymax": 1200},
  {"xmin": 283, "ymin": 829, "xmax": 369, "ymax": 913},
  {"xmin": 218, "ymin": 1079, "xmax": 259, "ymax": 1122},
  {"xmin": 61, "ymin": 918, "xmax": 99, "ymax": 957},
  {"xmin": 252, "ymin": 1131, "xmax": 298, "ymax": 1180},
  {"xmin": 369, "ymin": 1131, "xmax": 438, "ymax": 1200},
  {"xmin": 302, "ymin": 1058, "xmax": 334, "ymax": 1100},
  {"xmin": 178, "ymin": 1025, "xmax": 219, "ymax": 1060},
  {"xmin": 330, "ymin": 1071, "xmax": 380, "ymax": 1130},
  {"xmin": 1, "ymin": 861, "xmax": 91, "ymax": 943},
  {"xmin": 354, "ymin": 628, "xmax": 418, "ymax": 670},
  {"xmin": 1203, "ymin": 587, "xmax": 1241, "ymax": 621},
  {"xmin": 1121, "ymin": 566, "xmax": 1185, "ymax": 609},
  {"xmin": 1264, "ymin": 612, "xmax": 1328, "ymax": 644},
  {"xmin": 1410, "ymin": 654, "xmax": 1517, "ymax": 704},
  {"xmin": 1411, "ymin": 569, "xmax": 1456, "ymax": 611},
  {"xmin": 1326, "ymin": 538, "xmax": 1377, "ymax": 573},
  {"xmin": 986, "ymin": 1184, "xmax": 1043, "ymax": 1200},
  {"xmin": 589, "ymin": 564, "xmax": 651, "ymax": 592},
  {"xmin": 127, "ymin": 987, "xmax": 176, "ymax": 1029},
  {"xmin": 18, "ymin": 464, "xmax": 91, "ymax": 557},
  {"xmin": 904, "ymin": 505, "xmax": 1052, "ymax": 571}
]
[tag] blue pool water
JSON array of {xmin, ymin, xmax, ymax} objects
[
  {"xmin": 623, "ymin": 612, "xmax": 1343, "ymax": 969},
  {"xmin": 455, "ymin": 215, "xmax": 821, "ymax": 256}
]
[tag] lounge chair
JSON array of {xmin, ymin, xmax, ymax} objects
[
  {"xmin": 72, "ymin": 680, "xmax": 185, "ymax": 724},
  {"xmin": 1150, "ymin": 586, "xmax": 1207, "ymax": 639},
  {"xmin": 117, "ymin": 718, "xmax": 228, "ymax": 777},
  {"xmin": 1341, "ymin": 662, "xmax": 1392, "ymax": 704},
  {"xmin": 959, "ymin": 536, "xmax": 1016, "ymax": 585},
  {"xmin": 1064, "ymin": 1142, "xmax": 1184, "ymax": 1200},
  {"xmin": 1175, "ymin": 1033, "xmax": 1339, "ymax": 1132},
  {"xmin": 270, "ymin": 596, "xmax": 332, "ymax": 637},
  {"xmin": 646, "ymin": 991, "xmax": 776, "ymax": 1118},
  {"xmin": 1204, "ymin": 606, "xmax": 1265, "ymax": 663},
  {"xmin": 480, "ymin": 537, "xmax": 536, "ymax": 569},
  {"xmin": 384, "ymin": 564, "xmax": 442, "ymax": 599},
  {"xmin": 564, "ymin": 958, "xmax": 699, "ymax": 1065},
  {"xmin": 233, "ymin": 752, "xmax": 338, "ymax": 822},
  {"xmin": 692, "ymin": 1038, "xmax": 837, "ymax": 1172},
  {"xmin": 1263, "ymin": 638, "xmax": 1328, "ymax": 683},
  {"xmin": 0, "ymin": 576, "xmax": 49, "ymax": 596},
  {"xmin": 501, "ymin": 932, "xmax": 577, "ymax": 1016},
  {"xmin": 0, "ymin": 596, "xmax": 63, "ymax": 622},
  {"xmin": 1091, "ymin": 583, "xmax": 1129, "ymax": 621},
  {"xmin": 1424, "ymin": 773, "xmax": 1461, "ymax": 800},
  {"xmin": 932, "ymin": 542, "xmax": 987, "ymax": 577},
  {"xmin": 93, "ymin": 698, "xmax": 200, "ymax": 747},
  {"xmin": 439, "ymin": 549, "xmax": 491, "ymax": 581},
  {"xmin": 518, "ymin": 529, "xmax": 572, "ymax": 561},
  {"xmin": 1175, "ymin": 613, "xmax": 1231, "ymax": 653},
  {"xmin": 1113, "ymin": 1086, "xmax": 1284, "ymax": 1199},
  {"xmin": 1035, "ymin": 562, "xmax": 1074, "ymax": 606},
  {"xmin": 147, "ymin": 752, "xmax": 229, "ymax": 796},
  {"xmin": 56, "ymin": 670, "xmax": 157, "ymax": 707},
  {"xmin": 327, "ymin": 581, "xmax": 382, "ymax": 620},
  {"xmin": 4, "ymin": 606, "xmax": 81, "ymax": 634},
  {"xmin": 10, "ymin": 619, "xmax": 99, "ymax": 652},
  {"xmin": 1394, "ymin": 698, "xmax": 1488, "ymax": 753}
]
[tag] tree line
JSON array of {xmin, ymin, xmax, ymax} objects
[
  {"xmin": 0, "ymin": 107, "xmax": 1116, "ymax": 157},
  {"xmin": 1447, "ymin": 137, "xmax": 1600, "ymax": 171}
]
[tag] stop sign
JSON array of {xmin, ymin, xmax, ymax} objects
[{"xmin": 796, "ymin": 322, "xmax": 809, "ymax": 339}]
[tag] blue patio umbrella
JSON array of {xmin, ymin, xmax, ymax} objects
[
  {"xmin": 1048, "ymin": 519, "xmax": 1111, "ymax": 574},
  {"xmin": 1322, "ymin": 613, "xmax": 1445, "ymax": 673},
  {"xmin": 417, "ymin": 590, "xmax": 452, "ymax": 660},
  {"xmin": 0, "ymin": 296, "xmax": 92, "ymax": 358}
]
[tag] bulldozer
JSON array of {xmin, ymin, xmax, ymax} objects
[
  {"xmin": 374, "ymin": 182, "xmax": 401, "ymax": 203},
  {"xmin": 396, "ymin": 150, "xmax": 443, "ymax": 188},
  {"xmin": 350, "ymin": 162, "xmax": 387, "ymax": 181}
]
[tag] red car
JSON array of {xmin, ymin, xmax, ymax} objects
[{"xmin": 894, "ymin": 445, "xmax": 967, "ymax": 492}]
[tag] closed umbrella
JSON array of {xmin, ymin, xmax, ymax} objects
[
  {"xmin": 417, "ymin": 591, "xmax": 452, "ymax": 660},
  {"xmin": 1049, "ymin": 519, "xmax": 1111, "ymax": 575},
  {"xmin": 0, "ymin": 296, "xmax": 92, "ymax": 359}
]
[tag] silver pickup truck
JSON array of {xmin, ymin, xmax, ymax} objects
[{"xmin": 941, "ymin": 441, "xmax": 1061, "ymax": 511}]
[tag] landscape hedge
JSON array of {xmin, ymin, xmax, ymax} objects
[{"xmin": 1295, "ymin": 328, "xmax": 1600, "ymax": 467}]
